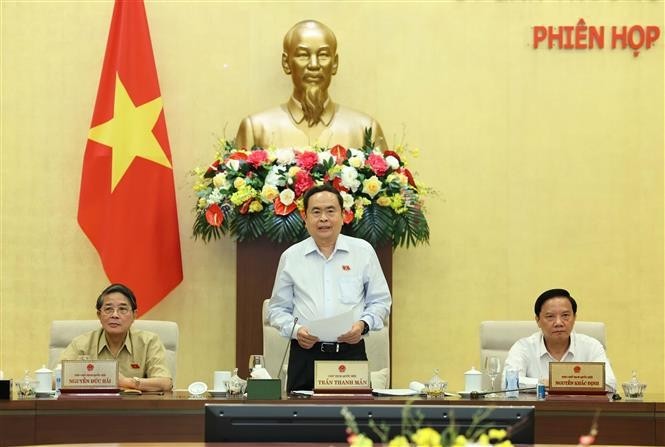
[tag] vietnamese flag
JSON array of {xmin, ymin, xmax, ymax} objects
[{"xmin": 78, "ymin": 0, "xmax": 183, "ymax": 316}]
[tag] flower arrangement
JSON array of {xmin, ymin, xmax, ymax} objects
[
  {"xmin": 341, "ymin": 405, "xmax": 514, "ymax": 447},
  {"xmin": 192, "ymin": 129, "xmax": 429, "ymax": 248}
]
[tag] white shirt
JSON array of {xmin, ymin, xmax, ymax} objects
[
  {"xmin": 268, "ymin": 234, "xmax": 392, "ymax": 341},
  {"xmin": 504, "ymin": 331, "xmax": 617, "ymax": 391}
]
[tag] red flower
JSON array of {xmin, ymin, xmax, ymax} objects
[
  {"xmin": 343, "ymin": 209, "xmax": 354, "ymax": 224},
  {"xmin": 205, "ymin": 204, "xmax": 223, "ymax": 227},
  {"xmin": 247, "ymin": 149, "xmax": 268, "ymax": 168},
  {"xmin": 274, "ymin": 197, "xmax": 297, "ymax": 216},
  {"xmin": 330, "ymin": 144, "xmax": 348, "ymax": 164},
  {"xmin": 367, "ymin": 152, "xmax": 389, "ymax": 176},
  {"xmin": 239, "ymin": 200, "xmax": 251, "ymax": 215},
  {"xmin": 296, "ymin": 150, "xmax": 319, "ymax": 170},
  {"xmin": 205, "ymin": 159, "xmax": 221, "ymax": 176},
  {"xmin": 226, "ymin": 152, "xmax": 248, "ymax": 161},
  {"xmin": 332, "ymin": 176, "xmax": 349, "ymax": 193},
  {"xmin": 383, "ymin": 150, "xmax": 401, "ymax": 163},
  {"xmin": 294, "ymin": 170, "xmax": 315, "ymax": 196},
  {"xmin": 399, "ymin": 167, "xmax": 417, "ymax": 188}
]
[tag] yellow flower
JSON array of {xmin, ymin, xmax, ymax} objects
[
  {"xmin": 349, "ymin": 156, "xmax": 364, "ymax": 168},
  {"xmin": 354, "ymin": 205, "xmax": 365, "ymax": 220},
  {"xmin": 362, "ymin": 176, "xmax": 382, "ymax": 198},
  {"xmin": 387, "ymin": 172, "xmax": 408, "ymax": 186},
  {"xmin": 349, "ymin": 434, "xmax": 374, "ymax": 447},
  {"xmin": 249, "ymin": 200, "xmax": 264, "ymax": 213},
  {"xmin": 376, "ymin": 195, "xmax": 391, "ymax": 207},
  {"xmin": 388, "ymin": 435, "xmax": 410, "ymax": 447},
  {"xmin": 288, "ymin": 166, "xmax": 301, "ymax": 177},
  {"xmin": 260, "ymin": 184, "xmax": 279, "ymax": 203},
  {"xmin": 193, "ymin": 180, "xmax": 210, "ymax": 192},
  {"xmin": 411, "ymin": 427, "xmax": 442, "ymax": 446},
  {"xmin": 296, "ymin": 197, "xmax": 305, "ymax": 211},
  {"xmin": 230, "ymin": 185, "xmax": 257, "ymax": 206},
  {"xmin": 453, "ymin": 435, "xmax": 468, "ymax": 446},
  {"xmin": 213, "ymin": 173, "xmax": 228, "ymax": 188},
  {"xmin": 197, "ymin": 198, "xmax": 207, "ymax": 209},
  {"xmin": 477, "ymin": 434, "xmax": 490, "ymax": 445},
  {"xmin": 390, "ymin": 194, "xmax": 405, "ymax": 213},
  {"xmin": 233, "ymin": 177, "xmax": 246, "ymax": 189},
  {"xmin": 328, "ymin": 164, "xmax": 343, "ymax": 175},
  {"xmin": 488, "ymin": 429, "xmax": 507, "ymax": 440}
]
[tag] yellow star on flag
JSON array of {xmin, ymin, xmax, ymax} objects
[{"xmin": 88, "ymin": 73, "xmax": 172, "ymax": 191}]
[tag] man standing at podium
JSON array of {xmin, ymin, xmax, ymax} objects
[{"xmin": 268, "ymin": 184, "xmax": 392, "ymax": 392}]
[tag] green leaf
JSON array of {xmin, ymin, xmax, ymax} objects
[
  {"xmin": 264, "ymin": 206, "xmax": 307, "ymax": 243},
  {"xmin": 352, "ymin": 204, "xmax": 394, "ymax": 247}
]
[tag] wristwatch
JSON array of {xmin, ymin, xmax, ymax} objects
[
  {"xmin": 361, "ymin": 321, "xmax": 369, "ymax": 335},
  {"xmin": 132, "ymin": 377, "xmax": 141, "ymax": 389}
]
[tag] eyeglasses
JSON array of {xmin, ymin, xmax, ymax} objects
[{"xmin": 100, "ymin": 306, "xmax": 132, "ymax": 316}]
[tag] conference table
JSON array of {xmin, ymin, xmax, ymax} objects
[{"xmin": 1, "ymin": 392, "xmax": 663, "ymax": 446}]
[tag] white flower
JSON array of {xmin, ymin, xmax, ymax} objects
[
  {"xmin": 279, "ymin": 188, "xmax": 295, "ymax": 206},
  {"xmin": 208, "ymin": 189, "xmax": 223, "ymax": 204},
  {"xmin": 317, "ymin": 150, "xmax": 334, "ymax": 165},
  {"xmin": 340, "ymin": 166, "xmax": 361, "ymax": 192},
  {"xmin": 349, "ymin": 148, "xmax": 365, "ymax": 161},
  {"xmin": 340, "ymin": 191, "xmax": 354, "ymax": 210},
  {"xmin": 265, "ymin": 165, "xmax": 286, "ymax": 187},
  {"xmin": 385, "ymin": 155, "xmax": 400, "ymax": 170},
  {"xmin": 225, "ymin": 158, "xmax": 240, "ymax": 171},
  {"xmin": 275, "ymin": 148, "xmax": 295, "ymax": 165}
]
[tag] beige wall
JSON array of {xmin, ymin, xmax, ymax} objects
[{"xmin": 1, "ymin": 1, "xmax": 663, "ymax": 394}]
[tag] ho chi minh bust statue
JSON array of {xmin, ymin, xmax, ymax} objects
[{"xmin": 235, "ymin": 20, "xmax": 388, "ymax": 151}]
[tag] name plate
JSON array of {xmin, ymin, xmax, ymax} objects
[
  {"xmin": 549, "ymin": 362, "xmax": 606, "ymax": 395},
  {"xmin": 314, "ymin": 360, "xmax": 370, "ymax": 393},
  {"xmin": 61, "ymin": 360, "xmax": 119, "ymax": 391}
]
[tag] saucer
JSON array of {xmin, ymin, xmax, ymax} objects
[
  {"xmin": 209, "ymin": 390, "xmax": 228, "ymax": 397},
  {"xmin": 188, "ymin": 381, "xmax": 208, "ymax": 396}
]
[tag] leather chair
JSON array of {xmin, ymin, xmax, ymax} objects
[
  {"xmin": 262, "ymin": 299, "xmax": 390, "ymax": 388},
  {"xmin": 48, "ymin": 320, "xmax": 179, "ymax": 385},
  {"xmin": 479, "ymin": 320, "xmax": 606, "ymax": 388}
]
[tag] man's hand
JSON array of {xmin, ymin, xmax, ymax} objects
[
  {"xmin": 337, "ymin": 321, "xmax": 364, "ymax": 344},
  {"xmin": 297, "ymin": 326, "xmax": 319, "ymax": 349}
]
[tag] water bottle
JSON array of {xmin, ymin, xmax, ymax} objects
[
  {"xmin": 504, "ymin": 368, "xmax": 519, "ymax": 398},
  {"xmin": 54, "ymin": 364, "xmax": 62, "ymax": 394}
]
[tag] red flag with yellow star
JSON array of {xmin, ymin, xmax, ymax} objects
[{"xmin": 78, "ymin": 0, "xmax": 182, "ymax": 316}]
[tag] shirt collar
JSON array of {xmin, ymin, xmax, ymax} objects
[
  {"xmin": 98, "ymin": 328, "xmax": 133, "ymax": 355},
  {"xmin": 538, "ymin": 331, "xmax": 576, "ymax": 360},
  {"xmin": 287, "ymin": 96, "xmax": 336, "ymax": 126},
  {"xmin": 303, "ymin": 234, "xmax": 350, "ymax": 258}
]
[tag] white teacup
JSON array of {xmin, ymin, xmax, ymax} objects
[{"xmin": 213, "ymin": 370, "xmax": 231, "ymax": 392}]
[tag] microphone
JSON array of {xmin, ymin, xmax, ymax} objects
[
  {"xmin": 277, "ymin": 317, "xmax": 298, "ymax": 381},
  {"xmin": 469, "ymin": 387, "xmax": 537, "ymax": 399}
]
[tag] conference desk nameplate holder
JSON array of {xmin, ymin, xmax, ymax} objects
[
  {"xmin": 59, "ymin": 360, "xmax": 120, "ymax": 397},
  {"xmin": 547, "ymin": 362, "xmax": 607, "ymax": 400},
  {"xmin": 313, "ymin": 360, "xmax": 371, "ymax": 396}
]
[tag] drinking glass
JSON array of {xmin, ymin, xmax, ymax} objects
[
  {"xmin": 248, "ymin": 354, "xmax": 265, "ymax": 373},
  {"xmin": 485, "ymin": 356, "xmax": 501, "ymax": 396}
]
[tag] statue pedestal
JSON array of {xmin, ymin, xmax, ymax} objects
[{"xmin": 235, "ymin": 238, "xmax": 392, "ymax": 378}]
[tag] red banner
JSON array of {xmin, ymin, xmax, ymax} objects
[{"xmin": 78, "ymin": 0, "xmax": 182, "ymax": 315}]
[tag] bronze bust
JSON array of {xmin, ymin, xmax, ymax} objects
[{"xmin": 235, "ymin": 20, "xmax": 388, "ymax": 151}]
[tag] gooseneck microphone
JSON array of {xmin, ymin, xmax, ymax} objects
[
  {"xmin": 469, "ymin": 387, "xmax": 537, "ymax": 399},
  {"xmin": 277, "ymin": 317, "xmax": 298, "ymax": 379}
]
